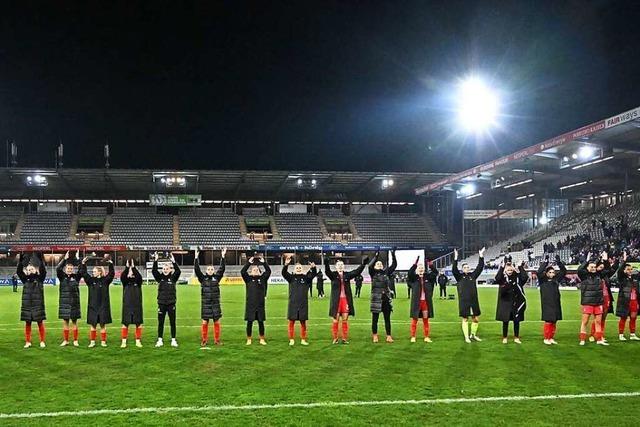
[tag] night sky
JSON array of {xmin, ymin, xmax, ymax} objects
[{"xmin": 1, "ymin": 1, "xmax": 638, "ymax": 173}]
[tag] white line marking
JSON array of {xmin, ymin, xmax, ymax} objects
[{"xmin": 1, "ymin": 391, "xmax": 638, "ymax": 419}]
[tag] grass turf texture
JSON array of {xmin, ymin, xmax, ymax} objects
[{"xmin": 0, "ymin": 284, "xmax": 639, "ymax": 426}]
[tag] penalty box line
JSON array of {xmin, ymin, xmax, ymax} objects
[{"xmin": 1, "ymin": 391, "xmax": 639, "ymax": 419}]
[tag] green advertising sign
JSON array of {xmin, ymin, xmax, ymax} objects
[{"xmin": 149, "ymin": 194, "xmax": 202, "ymax": 206}]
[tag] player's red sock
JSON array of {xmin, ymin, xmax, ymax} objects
[
  {"xmin": 90, "ymin": 330, "xmax": 97, "ymax": 341},
  {"xmin": 590, "ymin": 322, "xmax": 595, "ymax": 338},
  {"xmin": 631, "ymin": 316, "xmax": 637, "ymax": 334},
  {"xmin": 542, "ymin": 323, "xmax": 548, "ymax": 339},
  {"xmin": 341, "ymin": 320, "xmax": 349, "ymax": 340},
  {"xmin": 300, "ymin": 321, "xmax": 307, "ymax": 340},
  {"xmin": 619, "ymin": 318, "xmax": 627, "ymax": 334},
  {"xmin": 288, "ymin": 320, "xmax": 295, "ymax": 339},
  {"xmin": 63, "ymin": 328, "xmax": 70, "ymax": 342},
  {"xmin": 213, "ymin": 321, "xmax": 220, "ymax": 342},
  {"xmin": 201, "ymin": 323, "xmax": 208, "ymax": 342},
  {"xmin": 135, "ymin": 326, "xmax": 142, "ymax": 340},
  {"xmin": 579, "ymin": 332, "xmax": 587, "ymax": 341},
  {"xmin": 121, "ymin": 326, "xmax": 128, "ymax": 340},
  {"xmin": 101, "ymin": 330, "xmax": 107, "ymax": 343},
  {"xmin": 422, "ymin": 318, "xmax": 430, "ymax": 337},
  {"xmin": 38, "ymin": 322, "xmax": 45, "ymax": 342},
  {"xmin": 410, "ymin": 318, "xmax": 418, "ymax": 337},
  {"xmin": 73, "ymin": 327, "xmax": 79, "ymax": 341},
  {"xmin": 331, "ymin": 322, "xmax": 339, "ymax": 340},
  {"xmin": 25, "ymin": 323, "xmax": 32, "ymax": 343}
]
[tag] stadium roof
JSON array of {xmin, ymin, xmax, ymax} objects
[
  {"xmin": 415, "ymin": 105, "xmax": 640, "ymax": 200},
  {"xmin": 0, "ymin": 168, "xmax": 450, "ymax": 203}
]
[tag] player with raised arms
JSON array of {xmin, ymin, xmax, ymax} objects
[
  {"xmin": 325, "ymin": 255, "xmax": 368, "ymax": 344},
  {"xmin": 282, "ymin": 255, "xmax": 316, "ymax": 346},
  {"xmin": 452, "ymin": 247, "xmax": 485, "ymax": 343},
  {"xmin": 194, "ymin": 248, "xmax": 226, "ymax": 348}
]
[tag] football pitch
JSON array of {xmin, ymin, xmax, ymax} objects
[{"xmin": 0, "ymin": 283, "xmax": 639, "ymax": 426}]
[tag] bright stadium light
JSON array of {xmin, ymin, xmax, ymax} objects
[
  {"xmin": 578, "ymin": 146, "xmax": 595, "ymax": 159},
  {"xmin": 456, "ymin": 77, "xmax": 499, "ymax": 133},
  {"xmin": 460, "ymin": 183, "xmax": 476, "ymax": 196}
]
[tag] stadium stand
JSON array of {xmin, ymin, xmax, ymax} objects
[
  {"xmin": 273, "ymin": 213, "xmax": 324, "ymax": 244},
  {"xmin": 7, "ymin": 212, "xmax": 80, "ymax": 244},
  {"xmin": 93, "ymin": 207, "xmax": 173, "ymax": 245},
  {"xmin": 351, "ymin": 213, "xmax": 442, "ymax": 245},
  {"xmin": 179, "ymin": 208, "xmax": 248, "ymax": 246}
]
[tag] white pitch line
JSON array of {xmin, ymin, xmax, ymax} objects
[{"xmin": 0, "ymin": 391, "xmax": 638, "ymax": 419}]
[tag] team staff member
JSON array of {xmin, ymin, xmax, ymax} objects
[
  {"xmin": 494, "ymin": 259, "xmax": 528, "ymax": 344},
  {"xmin": 407, "ymin": 256, "xmax": 436, "ymax": 343},
  {"xmin": 12, "ymin": 273, "xmax": 18, "ymax": 292},
  {"xmin": 17, "ymin": 252, "xmax": 47, "ymax": 349},
  {"xmin": 241, "ymin": 255, "xmax": 271, "ymax": 345},
  {"xmin": 316, "ymin": 271, "xmax": 325, "ymax": 298},
  {"xmin": 354, "ymin": 274, "xmax": 364, "ymax": 298},
  {"xmin": 437, "ymin": 273, "xmax": 448, "ymax": 299},
  {"xmin": 81, "ymin": 254, "xmax": 115, "ymax": 348},
  {"xmin": 577, "ymin": 252, "xmax": 607, "ymax": 346},
  {"xmin": 121, "ymin": 259, "xmax": 144, "ymax": 348},
  {"xmin": 368, "ymin": 250, "xmax": 397, "ymax": 343},
  {"xmin": 194, "ymin": 248, "xmax": 226, "ymax": 348},
  {"xmin": 616, "ymin": 251, "xmax": 640, "ymax": 341},
  {"xmin": 57, "ymin": 250, "xmax": 82, "ymax": 347},
  {"xmin": 538, "ymin": 255, "xmax": 566, "ymax": 345},
  {"xmin": 325, "ymin": 256, "xmax": 368, "ymax": 344},
  {"xmin": 282, "ymin": 256, "xmax": 316, "ymax": 346},
  {"xmin": 152, "ymin": 253, "xmax": 181, "ymax": 348},
  {"xmin": 452, "ymin": 247, "xmax": 485, "ymax": 343}
]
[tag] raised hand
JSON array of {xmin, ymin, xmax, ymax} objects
[
  {"xmin": 623, "ymin": 250, "xmax": 628, "ymax": 262},
  {"xmin": 221, "ymin": 248, "xmax": 227, "ymax": 257},
  {"xmin": 82, "ymin": 256, "xmax": 89, "ymax": 264},
  {"xmin": 285, "ymin": 256, "xmax": 292, "ymax": 265},
  {"xmin": 76, "ymin": 250, "xmax": 80, "ymax": 259},
  {"xmin": 170, "ymin": 253, "xmax": 176, "ymax": 263},
  {"xmin": 453, "ymin": 249, "xmax": 458, "ymax": 260},
  {"xmin": 601, "ymin": 251, "xmax": 608, "ymax": 261},
  {"xmin": 194, "ymin": 248, "xmax": 200, "ymax": 259},
  {"xmin": 479, "ymin": 247, "xmax": 486, "ymax": 257},
  {"xmin": 64, "ymin": 250, "xmax": 70, "ymax": 260},
  {"xmin": 586, "ymin": 252, "xmax": 592, "ymax": 261}
]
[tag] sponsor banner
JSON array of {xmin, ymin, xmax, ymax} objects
[
  {"xmin": 278, "ymin": 204, "xmax": 308, "ymax": 214},
  {"xmin": 38, "ymin": 202, "xmax": 69, "ymax": 213},
  {"xmin": 0, "ymin": 278, "xmax": 56, "ymax": 285},
  {"xmin": 129, "ymin": 245, "xmax": 184, "ymax": 251},
  {"xmin": 149, "ymin": 194, "xmax": 202, "ymax": 207},
  {"xmin": 463, "ymin": 209, "xmax": 532, "ymax": 220},
  {"xmin": 187, "ymin": 245, "xmax": 253, "ymax": 251},
  {"xmin": 605, "ymin": 107, "xmax": 640, "ymax": 128},
  {"xmin": 7, "ymin": 245, "xmax": 127, "ymax": 252},
  {"xmin": 415, "ymin": 119, "xmax": 607, "ymax": 194}
]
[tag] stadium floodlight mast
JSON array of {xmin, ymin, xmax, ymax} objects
[{"xmin": 455, "ymin": 76, "xmax": 500, "ymax": 133}]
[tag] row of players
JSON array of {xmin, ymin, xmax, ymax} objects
[{"xmin": 12, "ymin": 246, "xmax": 640, "ymax": 348}]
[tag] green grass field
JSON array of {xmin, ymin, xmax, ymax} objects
[{"xmin": 0, "ymin": 283, "xmax": 639, "ymax": 426}]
